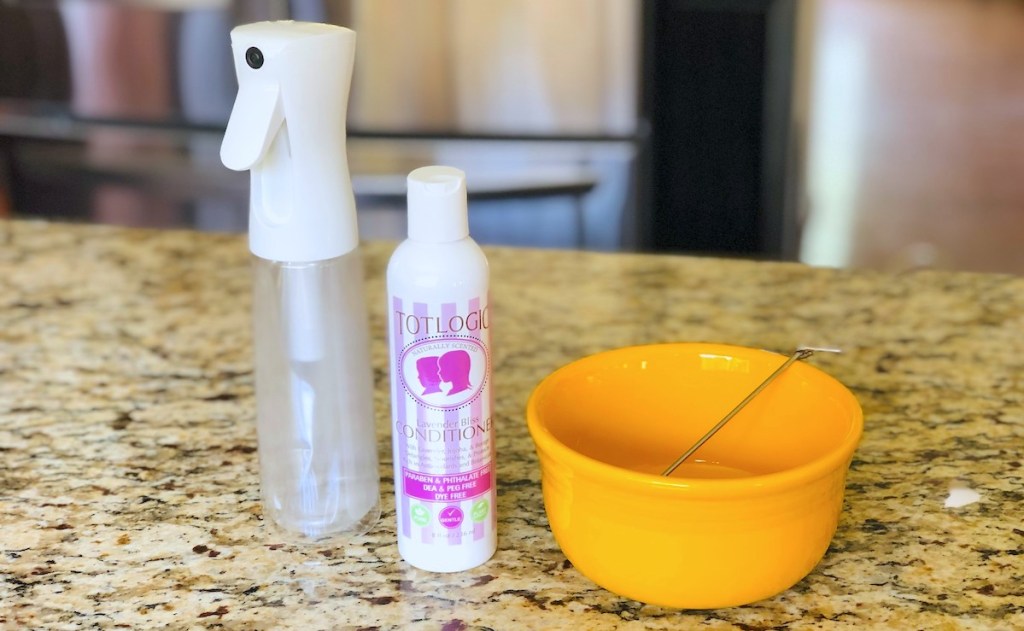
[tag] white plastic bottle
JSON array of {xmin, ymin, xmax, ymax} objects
[
  {"xmin": 387, "ymin": 166, "xmax": 497, "ymax": 571},
  {"xmin": 220, "ymin": 21, "xmax": 379, "ymax": 541}
]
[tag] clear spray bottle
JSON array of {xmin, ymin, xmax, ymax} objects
[{"xmin": 220, "ymin": 21, "xmax": 379, "ymax": 541}]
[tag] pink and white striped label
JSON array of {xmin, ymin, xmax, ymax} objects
[{"xmin": 390, "ymin": 296, "xmax": 495, "ymax": 546}]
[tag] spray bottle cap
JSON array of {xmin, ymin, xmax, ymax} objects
[
  {"xmin": 407, "ymin": 166, "xmax": 469, "ymax": 243},
  {"xmin": 221, "ymin": 21, "xmax": 359, "ymax": 263}
]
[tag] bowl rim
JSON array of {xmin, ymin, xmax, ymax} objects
[{"xmin": 526, "ymin": 342, "xmax": 864, "ymax": 498}]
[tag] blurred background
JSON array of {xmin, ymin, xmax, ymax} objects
[{"xmin": 0, "ymin": 0, "xmax": 1021, "ymax": 273}]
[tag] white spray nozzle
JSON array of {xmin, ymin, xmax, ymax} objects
[{"xmin": 221, "ymin": 21, "xmax": 359, "ymax": 263}]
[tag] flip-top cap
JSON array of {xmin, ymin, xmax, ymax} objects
[{"xmin": 407, "ymin": 166, "xmax": 469, "ymax": 243}]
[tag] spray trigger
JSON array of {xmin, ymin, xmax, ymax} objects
[{"xmin": 221, "ymin": 81, "xmax": 284, "ymax": 171}]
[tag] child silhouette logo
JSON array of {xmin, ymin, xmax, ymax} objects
[
  {"xmin": 400, "ymin": 338, "xmax": 488, "ymax": 410},
  {"xmin": 439, "ymin": 350, "xmax": 472, "ymax": 396},
  {"xmin": 416, "ymin": 356, "xmax": 442, "ymax": 395}
]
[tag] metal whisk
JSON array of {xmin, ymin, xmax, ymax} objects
[{"xmin": 661, "ymin": 346, "xmax": 842, "ymax": 477}]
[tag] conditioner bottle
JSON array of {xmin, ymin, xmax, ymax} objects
[{"xmin": 387, "ymin": 166, "xmax": 497, "ymax": 571}]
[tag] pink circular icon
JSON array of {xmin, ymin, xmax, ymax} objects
[
  {"xmin": 438, "ymin": 506, "xmax": 464, "ymax": 529},
  {"xmin": 400, "ymin": 338, "xmax": 488, "ymax": 411}
]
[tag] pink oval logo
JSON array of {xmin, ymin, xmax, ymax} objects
[{"xmin": 399, "ymin": 337, "xmax": 488, "ymax": 411}]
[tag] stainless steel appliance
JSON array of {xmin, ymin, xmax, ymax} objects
[{"xmin": 0, "ymin": 0, "xmax": 641, "ymax": 250}]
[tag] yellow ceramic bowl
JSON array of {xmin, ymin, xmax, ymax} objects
[{"xmin": 526, "ymin": 343, "xmax": 863, "ymax": 609}]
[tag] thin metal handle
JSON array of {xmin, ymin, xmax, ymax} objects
[{"xmin": 661, "ymin": 346, "xmax": 841, "ymax": 477}]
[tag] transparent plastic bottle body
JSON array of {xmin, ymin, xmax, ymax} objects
[{"xmin": 251, "ymin": 250, "xmax": 380, "ymax": 541}]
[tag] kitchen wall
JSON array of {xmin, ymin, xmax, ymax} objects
[{"xmin": 799, "ymin": 0, "xmax": 1024, "ymax": 274}]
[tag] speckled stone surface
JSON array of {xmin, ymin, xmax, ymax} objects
[{"xmin": 1, "ymin": 219, "xmax": 1022, "ymax": 630}]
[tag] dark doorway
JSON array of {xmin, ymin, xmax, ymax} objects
[{"xmin": 640, "ymin": 0, "xmax": 798, "ymax": 258}]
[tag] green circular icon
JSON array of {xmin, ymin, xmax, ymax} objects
[
  {"xmin": 411, "ymin": 504, "xmax": 431, "ymax": 527},
  {"xmin": 471, "ymin": 499, "xmax": 489, "ymax": 523}
]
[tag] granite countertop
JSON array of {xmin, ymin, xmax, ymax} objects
[{"xmin": 1, "ymin": 220, "xmax": 1022, "ymax": 630}]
